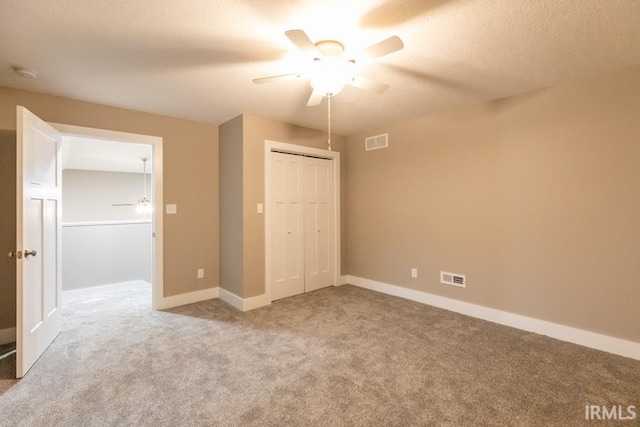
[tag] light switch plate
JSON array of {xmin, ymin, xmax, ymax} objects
[
  {"xmin": 166, "ymin": 204, "xmax": 177, "ymax": 214},
  {"xmin": 257, "ymin": 203, "xmax": 264, "ymax": 214}
]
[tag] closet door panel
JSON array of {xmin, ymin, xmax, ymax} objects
[
  {"xmin": 304, "ymin": 157, "xmax": 334, "ymax": 292},
  {"xmin": 271, "ymin": 152, "xmax": 304, "ymax": 300}
]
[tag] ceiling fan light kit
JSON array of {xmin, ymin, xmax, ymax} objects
[
  {"xmin": 136, "ymin": 157, "xmax": 152, "ymax": 216},
  {"xmin": 309, "ymin": 47, "xmax": 355, "ymax": 97}
]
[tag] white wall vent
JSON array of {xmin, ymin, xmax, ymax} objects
[
  {"xmin": 365, "ymin": 133, "xmax": 389, "ymax": 151},
  {"xmin": 440, "ymin": 271, "xmax": 466, "ymax": 288}
]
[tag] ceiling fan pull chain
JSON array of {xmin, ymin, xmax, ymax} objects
[{"xmin": 327, "ymin": 95, "xmax": 332, "ymax": 151}]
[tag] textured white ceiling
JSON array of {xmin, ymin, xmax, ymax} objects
[{"xmin": 1, "ymin": 0, "xmax": 639, "ymax": 135}]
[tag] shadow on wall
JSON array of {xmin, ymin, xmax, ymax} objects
[{"xmin": 0, "ymin": 130, "xmax": 16, "ymax": 334}]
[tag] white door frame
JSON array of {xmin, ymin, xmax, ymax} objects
[
  {"xmin": 50, "ymin": 123, "xmax": 164, "ymax": 310},
  {"xmin": 264, "ymin": 140, "xmax": 340, "ymax": 302}
]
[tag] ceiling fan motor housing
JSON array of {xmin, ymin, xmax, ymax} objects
[{"xmin": 315, "ymin": 40, "xmax": 345, "ymax": 59}]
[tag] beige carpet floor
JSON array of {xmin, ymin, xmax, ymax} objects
[{"xmin": 0, "ymin": 283, "xmax": 638, "ymax": 426}]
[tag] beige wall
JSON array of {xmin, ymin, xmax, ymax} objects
[
  {"xmin": 0, "ymin": 86, "xmax": 219, "ymax": 298},
  {"xmin": 219, "ymin": 115, "xmax": 244, "ymax": 297},
  {"xmin": 346, "ymin": 65, "xmax": 640, "ymax": 342},
  {"xmin": 63, "ymin": 169, "xmax": 152, "ymax": 222},
  {"xmin": 63, "ymin": 222, "xmax": 152, "ymax": 290},
  {"xmin": 0, "ymin": 130, "xmax": 16, "ymax": 331},
  {"xmin": 219, "ymin": 114, "xmax": 347, "ymax": 298}
]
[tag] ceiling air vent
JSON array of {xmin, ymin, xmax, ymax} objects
[
  {"xmin": 365, "ymin": 133, "xmax": 389, "ymax": 151},
  {"xmin": 440, "ymin": 271, "xmax": 466, "ymax": 288}
]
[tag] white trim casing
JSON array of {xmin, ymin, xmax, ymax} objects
[
  {"xmin": 344, "ymin": 275, "xmax": 640, "ymax": 361},
  {"xmin": 156, "ymin": 287, "xmax": 219, "ymax": 310},
  {"xmin": 218, "ymin": 288, "xmax": 271, "ymax": 312},
  {"xmin": 0, "ymin": 327, "xmax": 16, "ymax": 345},
  {"xmin": 264, "ymin": 140, "xmax": 341, "ymax": 304},
  {"xmin": 50, "ymin": 123, "xmax": 164, "ymax": 310}
]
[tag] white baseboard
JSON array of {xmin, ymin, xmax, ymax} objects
[
  {"xmin": 63, "ymin": 280, "xmax": 150, "ymax": 302},
  {"xmin": 244, "ymin": 293, "xmax": 271, "ymax": 311},
  {"xmin": 0, "ymin": 327, "xmax": 16, "ymax": 345},
  {"xmin": 63, "ymin": 280, "xmax": 217, "ymax": 311},
  {"xmin": 157, "ymin": 287, "xmax": 219, "ymax": 310},
  {"xmin": 218, "ymin": 288, "xmax": 271, "ymax": 312},
  {"xmin": 344, "ymin": 275, "xmax": 640, "ymax": 361},
  {"xmin": 218, "ymin": 288, "xmax": 243, "ymax": 310}
]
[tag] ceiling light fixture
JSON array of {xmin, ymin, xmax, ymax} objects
[
  {"xmin": 136, "ymin": 158, "xmax": 152, "ymax": 217},
  {"xmin": 13, "ymin": 67, "xmax": 37, "ymax": 80}
]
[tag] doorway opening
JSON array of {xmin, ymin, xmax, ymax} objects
[
  {"xmin": 51, "ymin": 123, "xmax": 163, "ymax": 310},
  {"xmin": 60, "ymin": 137, "xmax": 153, "ymax": 311}
]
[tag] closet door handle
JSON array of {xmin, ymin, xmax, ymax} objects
[{"xmin": 24, "ymin": 250, "xmax": 37, "ymax": 258}]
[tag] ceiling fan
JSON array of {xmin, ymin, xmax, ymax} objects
[{"xmin": 253, "ymin": 30, "xmax": 404, "ymax": 106}]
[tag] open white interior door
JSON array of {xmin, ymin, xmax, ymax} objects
[{"xmin": 16, "ymin": 106, "xmax": 63, "ymax": 378}]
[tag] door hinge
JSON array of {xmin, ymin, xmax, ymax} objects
[{"xmin": 8, "ymin": 251, "xmax": 23, "ymax": 259}]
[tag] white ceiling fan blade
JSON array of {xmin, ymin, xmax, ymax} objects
[
  {"xmin": 285, "ymin": 30, "xmax": 319, "ymax": 55},
  {"xmin": 307, "ymin": 89, "xmax": 324, "ymax": 107},
  {"xmin": 252, "ymin": 73, "xmax": 303, "ymax": 84},
  {"xmin": 349, "ymin": 76, "xmax": 389, "ymax": 94},
  {"xmin": 359, "ymin": 36, "xmax": 404, "ymax": 60}
]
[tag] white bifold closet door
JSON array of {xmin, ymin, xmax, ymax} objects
[{"xmin": 271, "ymin": 151, "xmax": 334, "ymax": 301}]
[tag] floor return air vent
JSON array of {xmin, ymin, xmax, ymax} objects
[{"xmin": 441, "ymin": 271, "xmax": 466, "ymax": 288}]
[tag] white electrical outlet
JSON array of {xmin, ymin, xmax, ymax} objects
[
  {"xmin": 166, "ymin": 204, "xmax": 177, "ymax": 214},
  {"xmin": 197, "ymin": 268, "xmax": 204, "ymax": 279},
  {"xmin": 411, "ymin": 268, "xmax": 418, "ymax": 278}
]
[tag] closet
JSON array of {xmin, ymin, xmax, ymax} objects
[{"xmin": 270, "ymin": 151, "xmax": 334, "ymax": 300}]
